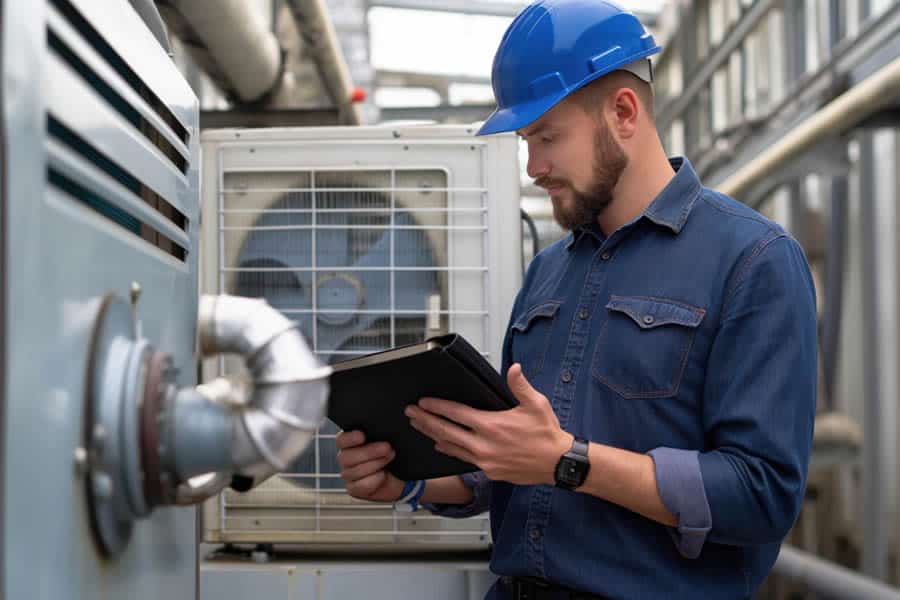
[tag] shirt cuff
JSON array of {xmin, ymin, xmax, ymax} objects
[
  {"xmin": 421, "ymin": 471, "xmax": 491, "ymax": 518},
  {"xmin": 648, "ymin": 447, "xmax": 712, "ymax": 559}
]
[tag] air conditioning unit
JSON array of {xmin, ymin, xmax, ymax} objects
[{"xmin": 199, "ymin": 125, "xmax": 521, "ymax": 551}]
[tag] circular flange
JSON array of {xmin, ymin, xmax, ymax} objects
[
  {"xmin": 84, "ymin": 294, "xmax": 153, "ymax": 557},
  {"xmin": 141, "ymin": 352, "xmax": 176, "ymax": 507}
]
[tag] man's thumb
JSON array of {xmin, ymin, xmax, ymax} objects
[{"xmin": 507, "ymin": 363, "xmax": 539, "ymax": 404}]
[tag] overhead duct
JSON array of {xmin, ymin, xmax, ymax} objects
[
  {"xmin": 285, "ymin": 0, "xmax": 364, "ymax": 125},
  {"xmin": 158, "ymin": 0, "xmax": 284, "ymax": 103}
]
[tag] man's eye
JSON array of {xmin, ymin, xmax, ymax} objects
[{"xmin": 541, "ymin": 136, "xmax": 554, "ymax": 143}]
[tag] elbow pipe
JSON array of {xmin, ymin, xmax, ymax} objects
[{"xmin": 163, "ymin": 295, "xmax": 331, "ymax": 495}]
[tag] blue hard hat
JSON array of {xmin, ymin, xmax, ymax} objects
[{"xmin": 477, "ymin": 0, "xmax": 661, "ymax": 136}]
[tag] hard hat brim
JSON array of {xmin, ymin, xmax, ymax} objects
[{"xmin": 476, "ymin": 90, "xmax": 568, "ymax": 136}]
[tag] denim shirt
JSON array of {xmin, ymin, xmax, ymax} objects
[{"xmin": 426, "ymin": 158, "xmax": 817, "ymax": 600}]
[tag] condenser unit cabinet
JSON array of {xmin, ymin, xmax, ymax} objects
[{"xmin": 199, "ymin": 125, "xmax": 521, "ymax": 550}]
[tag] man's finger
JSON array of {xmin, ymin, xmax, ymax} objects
[
  {"xmin": 412, "ymin": 397, "xmax": 485, "ymax": 430},
  {"xmin": 434, "ymin": 440, "xmax": 478, "ymax": 465},
  {"xmin": 337, "ymin": 441, "xmax": 393, "ymax": 469},
  {"xmin": 409, "ymin": 410, "xmax": 478, "ymax": 452},
  {"xmin": 336, "ymin": 430, "xmax": 365, "ymax": 450},
  {"xmin": 346, "ymin": 470, "xmax": 386, "ymax": 498},
  {"xmin": 341, "ymin": 452, "xmax": 396, "ymax": 483}
]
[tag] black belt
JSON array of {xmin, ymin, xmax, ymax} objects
[{"xmin": 499, "ymin": 576, "xmax": 609, "ymax": 600}]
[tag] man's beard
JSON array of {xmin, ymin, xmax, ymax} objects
[{"xmin": 535, "ymin": 121, "xmax": 628, "ymax": 231}]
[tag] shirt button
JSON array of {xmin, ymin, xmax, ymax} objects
[
  {"xmin": 561, "ymin": 369, "xmax": 573, "ymax": 383},
  {"xmin": 643, "ymin": 315, "xmax": 655, "ymax": 325},
  {"xmin": 601, "ymin": 251, "xmax": 611, "ymax": 260},
  {"xmin": 529, "ymin": 528, "xmax": 542, "ymax": 540},
  {"xmin": 578, "ymin": 309, "xmax": 589, "ymax": 320}
]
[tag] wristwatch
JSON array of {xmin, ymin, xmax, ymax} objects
[{"xmin": 554, "ymin": 436, "xmax": 590, "ymax": 490}]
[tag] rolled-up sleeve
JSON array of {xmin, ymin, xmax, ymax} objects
[
  {"xmin": 697, "ymin": 234, "xmax": 817, "ymax": 546},
  {"xmin": 422, "ymin": 471, "xmax": 492, "ymax": 518},
  {"xmin": 648, "ymin": 447, "xmax": 711, "ymax": 558}
]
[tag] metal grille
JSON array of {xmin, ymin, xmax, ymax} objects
[{"xmin": 215, "ymin": 167, "xmax": 491, "ymax": 547}]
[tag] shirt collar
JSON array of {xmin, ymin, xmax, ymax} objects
[
  {"xmin": 642, "ymin": 156, "xmax": 702, "ymax": 235},
  {"xmin": 565, "ymin": 156, "xmax": 701, "ymax": 250}
]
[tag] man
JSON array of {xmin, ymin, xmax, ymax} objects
[{"xmin": 336, "ymin": 1, "xmax": 817, "ymax": 598}]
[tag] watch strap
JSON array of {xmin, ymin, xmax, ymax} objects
[{"xmin": 570, "ymin": 436, "xmax": 589, "ymax": 459}]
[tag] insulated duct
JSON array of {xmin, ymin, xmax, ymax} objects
[
  {"xmin": 164, "ymin": 295, "xmax": 331, "ymax": 487},
  {"xmin": 159, "ymin": 0, "xmax": 283, "ymax": 103}
]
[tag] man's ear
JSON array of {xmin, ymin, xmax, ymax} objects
[{"xmin": 608, "ymin": 87, "xmax": 640, "ymax": 139}]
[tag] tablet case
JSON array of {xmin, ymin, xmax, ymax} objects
[{"xmin": 327, "ymin": 333, "xmax": 518, "ymax": 480}]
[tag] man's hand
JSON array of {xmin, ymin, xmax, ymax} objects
[
  {"xmin": 335, "ymin": 430, "xmax": 405, "ymax": 502},
  {"xmin": 406, "ymin": 363, "xmax": 573, "ymax": 486}
]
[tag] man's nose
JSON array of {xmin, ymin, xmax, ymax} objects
[{"xmin": 526, "ymin": 151, "xmax": 550, "ymax": 180}]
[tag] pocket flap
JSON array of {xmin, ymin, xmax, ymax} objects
[
  {"xmin": 606, "ymin": 295, "xmax": 705, "ymax": 330},
  {"xmin": 512, "ymin": 300, "xmax": 562, "ymax": 332}
]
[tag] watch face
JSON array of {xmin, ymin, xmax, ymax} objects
[{"xmin": 555, "ymin": 456, "xmax": 584, "ymax": 487}]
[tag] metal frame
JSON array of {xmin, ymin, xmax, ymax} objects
[
  {"xmin": 3, "ymin": 1, "xmax": 201, "ymax": 598},
  {"xmin": 0, "ymin": 0, "xmax": 6, "ymax": 593}
]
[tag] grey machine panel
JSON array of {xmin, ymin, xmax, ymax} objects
[
  {"xmin": 3, "ymin": 0, "xmax": 200, "ymax": 598},
  {"xmin": 201, "ymin": 559, "xmax": 497, "ymax": 600}
]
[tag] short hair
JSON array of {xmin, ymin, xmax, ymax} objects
[{"xmin": 569, "ymin": 71, "xmax": 655, "ymax": 123}]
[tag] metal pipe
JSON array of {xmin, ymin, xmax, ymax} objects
[
  {"xmin": 774, "ymin": 545, "xmax": 900, "ymax": 599},
  {"xmin": 716, "ymin": 55, "xmax": 900, "ymax": 199},
  {"xmin": 174, "ymin": 472, "xmax": 231, "ymax": 506},
  {"xmin": 821, "ymin": 176, "xmax": 848, "ymax": 410},
  {"xmin": 165, "ymin": 295, "xmax": 331, "ymax": 489},
  {"xmin": 285, "ymin": 0, "xmax": 364, "ymax": 125},
  {"xmin": 161, "ymin": 0, "xmax": 283, "ymax": 103}
]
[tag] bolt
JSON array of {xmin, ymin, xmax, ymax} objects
[
  {"xmin": 130, "ymin": 281, "xmax": 142, "ymax": 305},
  {"xmin": 92, "ymin": 472, "xmax": 114, "ymax": 501},
  {"xmin": 73, "ymin": 447, "xmax": 88, "ymax": 477},
  {"xmin": 92, "ymin": 424, "xmax": 107, "ymax": 451}
]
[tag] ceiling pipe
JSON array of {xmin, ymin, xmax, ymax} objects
[{"xmin": 284, "ymin": 0, "xmax": 364, "ymax": 125}]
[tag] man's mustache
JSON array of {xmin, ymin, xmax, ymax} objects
[{"xmin": 534, "ymin": 176, "xmax": 571, "ymax": 190}]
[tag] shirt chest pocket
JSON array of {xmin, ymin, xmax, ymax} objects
[
  {"xmin": 592, "ymin": 295, "xmax": 705, "ymax": 399},
  {"xmin": 510, "ymin": 300, "xmax": 562, "ymax": 379}
]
